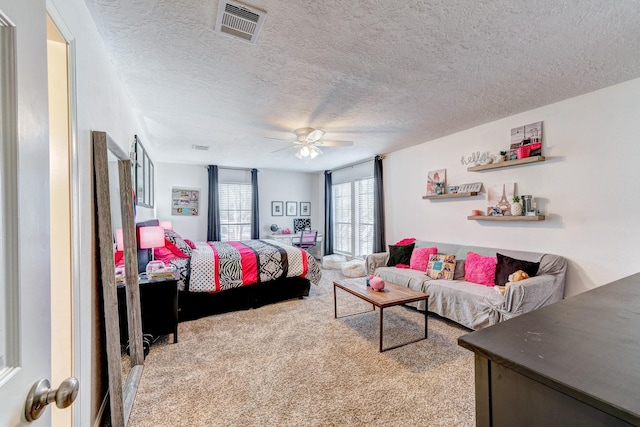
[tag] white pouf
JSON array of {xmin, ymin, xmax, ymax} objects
[
  {"xmin": 341, "ymin": 259, "xmax": 367, "ymax": 278},
  {"xmin": 322, "ymin": 254, "xmax": 347, "ymax": 270}
]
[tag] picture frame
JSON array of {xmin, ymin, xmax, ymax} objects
[
  {"xmin": 271, "ymin": 201, "xmax": 283, "ymax": 216},
  {"xmin": 286, "ymin": 201, "xmax": 297, "ymax": 216},
  {"xmin": 171, "ymin": 187, "xmax": 199, "ymax": 216},
  {"xmin": 300, "ymin": 202, "xmax": 310, "ymax": 216},
  {"xmin": 426, "ymin": 169, "xmax": 446, "ymax": 196}
]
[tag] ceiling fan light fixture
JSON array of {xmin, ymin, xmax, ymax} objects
[
  {"xmin": 309, "ymin": 148, "xmax": 319, "ymax": 159},
  {"xmin": 300, "ymin": 146, "xmax": 310, "ymax": 157},
  {"xmin": 294, "ymin": 150, "xmax": 303, "ymax": 159}
]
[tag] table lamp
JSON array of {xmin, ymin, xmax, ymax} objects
[
  {"xmin": 139, "ymin": 226, "xmax": 165, "ymax": 276},
  {"xmin": 115, "ymin": 228, "xmax": 124, "ymax": 251}
]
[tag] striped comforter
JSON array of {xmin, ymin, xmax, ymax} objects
[{"xmin": 187, "ymin": 239, "xmax": 322, "ymax": 293}]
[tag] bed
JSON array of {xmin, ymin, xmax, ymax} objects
[{"xmin": 136, "ymin": 220, "xmax": 322, "ymax": 321}]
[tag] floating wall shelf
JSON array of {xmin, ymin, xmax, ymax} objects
[
  {"xmin": 467, "ymin": 155, "xmax": 546, "ymax": 172},
  {"xmin": 467, "ymin": 215, "xmax": 545, "ymax": 221},
  {"xmin": 422, "ymin": 191, "xmax": 479, "ymax": 200}
]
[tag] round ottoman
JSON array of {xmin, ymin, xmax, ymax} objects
[
  {"xmin": 341, "ymin": 259, "xmax": 366, "ymax": 278},
  {"xmin": 322, "ymin": 254, "xmax": 347, "ymax": 270}
]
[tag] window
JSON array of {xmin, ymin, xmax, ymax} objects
[
  {"xmin": 135, "ymin": 135, "xmax": 154, "ymax": 208},
  {"xmin": 219, "ymin": 182, "xmax": 252, "ymax": 241},
  {"xmin": 332, "ymin": 176, "xmax": 374, "ymax": 258}
]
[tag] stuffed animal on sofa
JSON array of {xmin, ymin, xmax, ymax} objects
[{"xmin": 495, "ymin": 270, "xmax": 530, "ymax": 295}]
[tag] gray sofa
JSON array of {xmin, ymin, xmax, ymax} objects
[{"xmin": 365, "ymin": 241, "xmax": 567, "ymax": 330}]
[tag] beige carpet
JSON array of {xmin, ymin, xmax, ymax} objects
[{"xmin": 127, "ymin": 268, "xmax": 476, "ymax": 427}]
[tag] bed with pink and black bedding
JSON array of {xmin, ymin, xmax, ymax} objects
[{"xmin": 137, "ymin": 220, "xmax": 322, "ymax": 321}]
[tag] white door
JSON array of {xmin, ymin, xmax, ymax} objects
[{"xmin": 0, "ymin": 2, "xmax": 60, "ymax": 425}]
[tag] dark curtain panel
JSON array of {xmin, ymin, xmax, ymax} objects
[
  {"xmin": 324, "ymin": 170, "xmax": 333, "ymax": 255},
  {"xmin": 207, "ymin": 165, "xmax": 221, "ymax": 241},
  {"xmin": 251, "ymin": 168, "xmax": 259, "ymax": 239},
  {"xmin": 373, "ymin": 155, "xmax": 386, "ymax": 253}
]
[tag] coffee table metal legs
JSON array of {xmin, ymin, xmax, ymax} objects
[{"xmin": 379, "ymin": 305, "xmax": 429, "ymax": 352}]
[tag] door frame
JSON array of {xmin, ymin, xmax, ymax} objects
[{"xmin": 46, "ymin": 2, "xmax": 85, "ymax": 425}]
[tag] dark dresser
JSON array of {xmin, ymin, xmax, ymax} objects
[{"xmin": 458, "ymin": 273, "xmax": 640, "ymax": 427}]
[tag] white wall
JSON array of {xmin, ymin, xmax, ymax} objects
[
  {"xmin": 259, "ymin": 169, "xmax": 320, "ymax": 237},
  {"xmin": 384, "ymin": 77, "xmax": 640, "ymax": 297},
  {"xmin": 155, "ymin": 162, "xmax": 209, "ymax": 240},
  {"xmin": 154, "ymin": 164, "xmax": 320, "ymax": 240}
]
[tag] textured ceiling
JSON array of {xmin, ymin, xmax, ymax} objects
[{"xmin": 84, "ymin": 0, "xmax": 640, "ymax": 172}]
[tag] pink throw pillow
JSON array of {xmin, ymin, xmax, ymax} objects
[
  {"xmin": 184, "ymin": 239, "xmax": 197, "ymax": 249},
  {"xmin": 464, "ymin": 251, "xmax": 497, "ymax": 286},
  {"xmin": 409, "ymin": 246, "xmax": 438, "ymax": 271},
  {"xmin": 394, "ymin": 238, "xmax": 416, "ymax": 246}
]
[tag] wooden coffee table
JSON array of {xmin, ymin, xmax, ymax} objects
[{"xmin": 333, "ymin": 278, "xmax": 429, "ymax": 352}]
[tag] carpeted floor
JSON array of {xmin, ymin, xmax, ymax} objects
[{"xmin": 127, "ymin": 268, "xmax": 476, "ymax": 427}]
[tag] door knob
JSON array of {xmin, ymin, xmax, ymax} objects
[{"xmin": 24, "ymin": 377, "xmax": 79, "ymax": 422}]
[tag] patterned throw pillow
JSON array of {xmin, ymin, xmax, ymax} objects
[
  {"xmin": 464, "ymin": 251, "xmax": 497, "ymax": 286},
  {"xmin": 164, "ymin": 229, "xmax": 193, "ymax": 257},
  {"xmin": 426, "ymin": 254, "xmax": 456, "ymax": 280}
]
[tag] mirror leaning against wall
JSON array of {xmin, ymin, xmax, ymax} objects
[{"xmin": 93, "ymin": 130, "xmax": 143, "ymax": 427}]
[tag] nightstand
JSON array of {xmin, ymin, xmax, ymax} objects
[{"xmin": 117, "ymin": 275, "xmax": 179, "ymax": 347}]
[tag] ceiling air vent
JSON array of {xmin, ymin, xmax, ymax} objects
[
  {"xmin": 214, "ymin": 1, "xmax": 266, "ymax": 44},
  {"xmin": 192, "ymin": 145, "xmax": 210, "ymax": 151}
]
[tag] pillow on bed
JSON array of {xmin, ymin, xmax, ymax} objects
[
  {"xmin": 184, "ymin": 239, "xmax": 197, "ymax": 249},
  {"xmin": 164, "ymin": 229, "xmax": 193, "ymax": 256}
]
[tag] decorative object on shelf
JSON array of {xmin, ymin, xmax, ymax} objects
[
  {"xmin": 458, "ymin": 182, "xmax": 482, "ymax": 193},
  {"xmin": 488, "ymin": 183, "xmax": 515, "ymax": 216},
  {"xmin": 286, "ymin": 201, "xmax": 297, "ymax": 216},
  {"xmin": 511, "ymin": 121, "xmax": 543, "ymax": 158},
  {"xmin": 435, "ymin": 182, "xmax": 444, "ymax": 195},
  {"xmin": 447, "ymin": 185, "xmax": 459, "ymax": 194},
  {"xmin": 369, "ymin": 275, "xmax": 385, "ymax": 292},
  {"xmin": 171, "ymin": 187, "xmax": 199, "ymax": 216},
  {"xmin": 467, "ymin": 155, "xmax": 546, "ymax": 171},
  {"xmin": 510, "ymin": 196, "xmax": 523, "ymax": 216},
  {"xmin": 271, "ymin": 201, "xmax": 283, "ymax": 216},
  {"xmin": 300, "ymin": 201, "xmax": 310, "ymax": 216},
  {"xmin": 270, "ymin": 224, "xmax": 279, "ymax": 233},
  {"xmin": 460, "ymin": 151, "xmax": 491, "ymax": 166},
  {"xmin": 281, "ymin": 228, "xmax": 291, "ymax": 234},
  {"xmin": 426, "ymin": 169, "xmax": 446, "ymax": 196},
  {"xmin": 471, "ymin": 209, "xmax": 482, "ymax": 216},
  {"xmin": 521, "ymin": 195, "xmax": 534, "ymax": 215}
]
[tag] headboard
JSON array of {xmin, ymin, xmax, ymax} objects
[{"xmin": 136, "ymin": 219, "xmax": 160, "ymax": 273}]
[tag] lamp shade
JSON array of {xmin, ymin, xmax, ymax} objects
[
  {"xmin": 115, "ymin": 229, "xmax": 124, "ymax": 251},
  {"xmin": 138, "ymin": 226, "xmax": 165, "ymax": 249},
  {"xmin": 159, "ymin": 220, "xmax": 173, "ymax": 230}
]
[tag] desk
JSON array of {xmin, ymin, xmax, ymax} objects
[
  {"xmin": 458, "ymin": 273, "xmax": 640, "ymax": 427},
  {"xmin": 265, "ymin": 233, "xmax": 323, "ymax": 259}
]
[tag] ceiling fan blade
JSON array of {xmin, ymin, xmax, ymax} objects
[
  {"xmin": 316, "ymin": 140, "xmax": 354, "ymax": 147},
  {"xmin": 306, "ymin": 129, "xmax": 326, "ymax": 143},
  {"xmin": 271, "ymin": 146, "xmax": 295, "ymax": 153}
]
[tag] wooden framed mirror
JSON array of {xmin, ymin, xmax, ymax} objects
[{"xmin": 93, "ymin": 130, "xmax": 144, "ymax": 426}]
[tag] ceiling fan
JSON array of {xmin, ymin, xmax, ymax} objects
[{"xmin": 271, "ymin": 127, "xmax": 354, "ymax": 159}]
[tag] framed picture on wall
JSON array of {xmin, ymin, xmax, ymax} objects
[
  {"xmin": 300, "ymin": 202, "xmax": 310, "ymax": 216},
  {"xmin": 271, "ymin": 201, "xmax": 283, "ymax": 216},
  {"xmin": 286, "ymin": 201, "xmax": 297, "ymax": 216}
]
